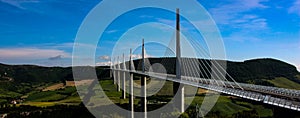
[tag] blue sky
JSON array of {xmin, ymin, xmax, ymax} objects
[{"xmin": 0, "ymin": 0, "xmax": 299, "ymax": 70}]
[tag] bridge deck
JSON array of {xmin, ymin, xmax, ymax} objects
[{"xmin": 112, "ymin": 69, "xmax": 300, "ymax": 111}]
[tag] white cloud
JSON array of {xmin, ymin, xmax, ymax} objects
[
  {"xmin": 0, "ymin": 48, "xmax": 70, "ymax": 60},
  {"xmin": 131, "ymin": 54, "xmax": 143, "ymax": 59},
  {"xmin": 140, "ymin": 15, "xmax": 154, "ymax": 18},
  {"xmin": 131, "ymin": 54, "xmax": 151, "ymax": 59},
  {"xmin": 0, "ymin": 0, "xmax": 39, "ymax": 9},
  {"xmin": 156, "ymin": 18, "xmax": 175, "ymax": 26},
  {"xmin": 150, "ymin": 1, "xmax": 270, "ymax": 42},
  {"xmin": 105, "ymin": 30, "xmax": 118, "ymax": 34},
  {"xmin": 224, "ymin": 32, "xmax": 261, "ymax": 42},
  {"xmin": 147, "ymin": 23, "xmax": 174, "ymax": 32},
  {"xmin": 297, "ymin": 65, "xmax": 300, "ymax": 72},
  {"xmin": 99, "ymin": 55, "xmax": 110, "ymax": 60},
  {"xmin": 111, "ymin": 54, "xmax": 151, "ymax": 61},
  {"xmin": 289, "ymin": 0, "xmax": 300, "ymax": 16},
  {"xmin": 208, "ymin": 0, "xmax": 269, "ymax": 42},
  {"xmin": 73, "ymin": 42, "xmax": 98, "ymax": 49},
  {"xmin": 26, "ymin": 42, "xmax": 88, "ymax": 49},
  {"xmin": 48, "ymin": 43, "xmax": 74, "ymax": 49},
  {"xmin": 233, "ymin": 18, "xmax": 267, "ymax": 30},
  {"xmin": 210, "ymin": 0, "xmax": 268, "ymax": 29},
  {"xmin": 96, "ymin": 61, "xmax": 111, "ymax": 66}
]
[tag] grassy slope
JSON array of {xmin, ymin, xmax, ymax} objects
[
  {"xmin": 156, "ymin": 82, "xmax": 273, "ymax": 117},
  {"xmin": 213, "ymin": 97, "xmax": 249, "ymax": 114},
  {"xmin": 23, "ymin": 86, "xmax": 81, "ymax": 106},
  {"xmin": 268, "ymin": 77, "xmax": 300, "ymax": 90},
  {"xmin": 0, "ymin": 99, "xmax": 6, "ymax": 104},
  {"xmin": 296, "ymin": 75, "xmax": 300, "ymax": 81},
  {"xmin": 6, "ymin": 79, "xmax": 274, "ymax": 117},
  {"xmin": 19, "ymin": 80, "xmax": 114, "ymax": 107},
  {"xmin": 187, "ymin": 95, "xmax": 273, "ymax": 117},
  {"xmin": 26, "ymin": 91, "xmax": 67, "ymax": 102},
  {"xmin": 42, "ymin": 83, "xmax": 65, "ymax": 91},
  {"xmin": 0, "ymin": 89, "xmax": 22, "ymax": 98}
]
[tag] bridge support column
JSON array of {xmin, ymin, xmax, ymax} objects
[
  {"xmin": 173, "ymin": 8, "xmax": 184, "ymax": 113},
  {"xmin": 122, "ymin": 53, "xmax": 126, "ymax": 99},
  {"xmin": 141, "ymin": 39, "xmax": 147, "ymax": 118},
  {"xmin": 117, "ymin": 56, "xmax": 121, "ymax": 92},
  {"xmin": 113, "ymin": 58, "xmax": 116, "ymax": 85},
  {"xmin": 110, "ymin": 58, "xmax": 113, "ymax": 79},
  {"xmin": 129, "ymin": 49, "xmax": 134, "ymax": 118},
  {"xmin": 173, "ymin": 82, "xmax": 184, "ymax": 113},
  {"xmin": 141, "ymin": 76, "xmax": 147, "ymax": 118},
  {"xmin": 122, "ymin": 72, "xmax": 126, "ymax": 99}
]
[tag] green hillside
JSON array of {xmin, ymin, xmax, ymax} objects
[
  {"xmin": 227, "ymin": 58, "xmax": 300, "ymax": 85},
  {"xmin": 267, "ymin": 77, "xmax": 300, "ymax": 90},
  {"xmin": 134, "ymin": 58, "xmax": 300, "ymax": 86},
  {"xmin": 0, "ymin": 58, "xmax": 299, "ymax": 100},
  {"xmin": 0, "ymin": 63, "xmax": 72, "ymax": 83},
  {"xmin": 0, "ymin": 63, "xmax": 110, "ymax": 83}
]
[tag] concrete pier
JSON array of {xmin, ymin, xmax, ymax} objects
[
  {"xmin": 117, "ymin": 56, "xmax": 121, "ymax": 92},
  {"xmin": 122, "ymin": 53, "xmax": 126, "ymax": 99},
  {"xmin": 173, "ymin": 8, "xmax": 185, "ymax": 113},
  {"xmin": 129, "ymin": 49, "xmax": 134, "ymax": 118},
  {"xmin": 141, "ymin": 39, "xmax": 147, "ymax": 118}
]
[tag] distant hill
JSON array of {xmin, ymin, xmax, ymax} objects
[
  {"xmin": 0, "ymin": 63, "xmax": 72, "ymax": 83},
  {"xmin": 0, "ymin": 64, "xmax": 109, "ymax": 98},
  {"xmin": 132, "ymin": 58, "xmax": 300, "ymax": 86},
  {"xmin": 227, "ymin": 58, "xmax": 300, "ymax": 85},
  {"xmin": 0, "ymin": 58, "xmax": 299, "ymax": 86},
  {"xmin": 0, "ymin": 64, "xmax": 110, "ymax": 83}
]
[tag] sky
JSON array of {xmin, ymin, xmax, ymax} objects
[{"xmin": 0, "ymin": 0, "xmax": 299, "ymax": 70}]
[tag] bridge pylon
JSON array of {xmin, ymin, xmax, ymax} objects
[
  {"xmin": 129, "ymin": 49, "xmax": 134, "ymax": 118},
  {"xmin": 141, "ymin": 39, "xmax": 147, "ymax": 118},
  {"xmin": 113, "ymin": 57, "xmax": 116, "ymax": 85},
  {"xmin": 122, "ymin": 53, "xmax": 126, "ymax": 99},
  {"xmin": 173, "ymin": 8, "xmax": 185, "ymax": 113},
  {"xmin": 117, "ymin": 56, "xmax": 121, "ymax": 92}
]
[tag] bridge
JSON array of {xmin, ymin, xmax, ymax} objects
[{"xmin": 109, "ymin": 9, "xmax": 300, "ymax": 118}]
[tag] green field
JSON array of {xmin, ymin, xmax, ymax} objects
[
  {"xmin": 26, "ymin": 91, "xmax": 67, "ymax": 102},
  {"xmin": 268, "ymin": 77, "xmax": 300, "ymax": 90},
  {"xmin": 21, "ymin": 102, "xmax": 58, "ymax": 107},
  {"xmin": 185, "ymin": 94, "xmax": 273, "ymax": 117},
  {"xmin": 0, "ymin": 99, "xmax": 6, "ymax": 104},
  {"xmin": 21, "ymin": 86, "xmax": 80, "ymax": 106},
  {"xmin": 0, "ymin": 79, "xmax": 284, "ymax": 117},
  {"xmin": 296, "ymin": 75, "xmax": 300, "ymax": 81},
  {"xmin": 0, "ymin": 89, "xmax": 22, "ymax": 98}
]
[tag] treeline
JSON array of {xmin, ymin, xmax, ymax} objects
[
  {"xmin": 132, "ymin": 58, "xmax": 300, "ymax": 85},
  {"xmin": 0, "ymin": 64, "xmax": 110, "ymax": 83},
  {"xmin": 227, "ymin": 58, "xmax": 300, "ymax": 84}
]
